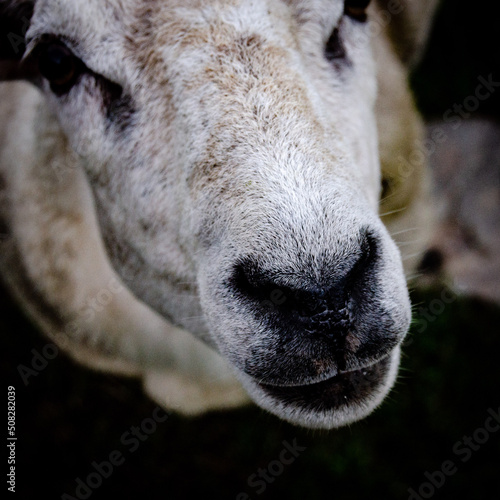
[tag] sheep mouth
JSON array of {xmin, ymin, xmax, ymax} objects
[{"xmin": 255, "ymin": 354, "xmax": 392, "ymax": 414}]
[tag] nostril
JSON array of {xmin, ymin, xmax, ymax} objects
[
  {"xmin": 230, "ymin": 229, "xmax": 380, "ymax": 327},
  {"xmin": 230, "ymin": 259, "xmax": 278, "ymax": 304},
  {"xmin": 231, "ymin": 259, "xmax": 305, "ymax": 316},
  {"xmin": 231, "ymin": 266, "xmax": 349, "ymax": 336},
  {"xmin": 348, "ymin": 229, "xmax": 379, "ymax": 283}
]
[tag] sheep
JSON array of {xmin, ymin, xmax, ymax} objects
[{"xmin": 0, "ymin": 0, "xmax": 438, "ymax": 429}]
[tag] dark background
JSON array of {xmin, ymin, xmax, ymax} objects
[{"xmin": 2, "ymin": 1, "xmax": 500, "ymax": 499}]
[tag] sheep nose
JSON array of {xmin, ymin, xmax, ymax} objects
[{"xmin": 230, "ymin": 230, "xmax": 380, "ymax": 340}]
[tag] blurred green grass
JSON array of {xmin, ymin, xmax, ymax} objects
[{"xmin": 2, "ymin": 0, "xmax": 500, "ymax": 498}]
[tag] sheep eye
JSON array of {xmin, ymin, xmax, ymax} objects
[
  {"xmin": 325, "ymin": 28, "xmax": 345, "ymax": 61},
  {"xmin": 344, "ymin": 0, "xmax": 371, "ymax": 22},
  {"xmin": 37, "ymin": 42, "xmax": 82, "ymax": 93}
]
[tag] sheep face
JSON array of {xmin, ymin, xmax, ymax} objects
[{"xmin": 18, "ymin": 0, "xmax": 411, "ymax": 428}]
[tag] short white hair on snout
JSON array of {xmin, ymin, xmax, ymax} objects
[{"xmin": 0, "ymin": 0, "xmax": 438, "ymax": 428}]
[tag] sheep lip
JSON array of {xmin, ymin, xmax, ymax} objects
[
  {"xmin": 255, "ymin": 355, "xmax": 392, "ymax": 410},
  {"xmin": 257, "ymin": 354, "xmax": 388, "ymax": 388}
]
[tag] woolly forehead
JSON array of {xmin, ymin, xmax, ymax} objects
[{"xmin": 25, "ymin": 0, "xmax": 346, "ymax": 80}]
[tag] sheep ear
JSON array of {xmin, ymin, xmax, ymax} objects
[{"xmin": 0, "ymin": 1, "xmax": 37, "ymax": 80}]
